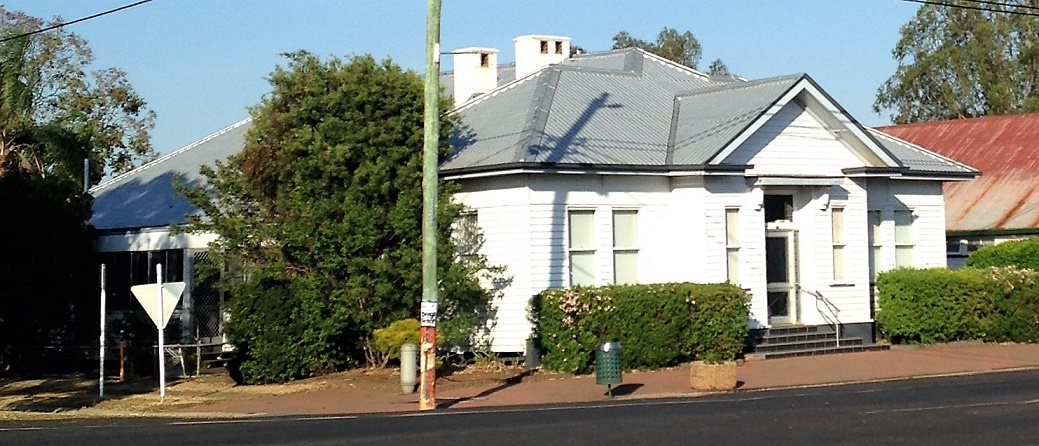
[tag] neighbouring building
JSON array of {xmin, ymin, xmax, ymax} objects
[{"xmin": 879, "ymin": 114, "xmax": 1039, "ymax": 268}]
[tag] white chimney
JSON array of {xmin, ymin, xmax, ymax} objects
[
  {"xmin": 452, "ymin": 47, "xmax": 499, "ymax": 107},
  {"xmin": 513, "ymin": 35, "xmax": 570, "ymax": 79}
]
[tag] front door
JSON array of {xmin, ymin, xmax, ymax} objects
[{"xmin": 766, "ymin": 229, "xmax": 798, "ymax": 325}]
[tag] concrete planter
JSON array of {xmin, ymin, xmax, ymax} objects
[{"xmin": 689, "ymin": 360, "xmax": 737, "ymax": 391}]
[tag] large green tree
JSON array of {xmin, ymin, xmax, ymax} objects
[
  {"xmin": 876, "ymin": 1, "xmax": 1039, "ymax": 123},
  {"xmin": 181, "ymin": 52, "xmax": 492, "ymax": 384},
  {"xmin": 0, "ymin": 7, "xmax": 156, "ymax": 180},
  {"xmin": 612, "ymin": 27, "xmax": 730, "ymax": 74}
]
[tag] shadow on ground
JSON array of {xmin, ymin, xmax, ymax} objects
[
  {"xmin": 437, "ymin": 370, "xmax": 536, "ymax": 409},
  {"xmin": 605, "ymin": 383, "xmax": 643, "ymax": 397},
  {"xmin": 0, "ymin": 375, "xmax": 163, "ymax": 412}
]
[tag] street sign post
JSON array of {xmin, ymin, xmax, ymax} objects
[
  {"xmin": 130, "ymin": 264, "xmax": 186, "ymax": 401},
  {"xmin": 99, "ymin": 264, "xmax": 107, "ymax": 398}
]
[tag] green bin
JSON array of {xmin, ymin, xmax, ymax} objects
[{"xmin": 595, "ymin": 342, "xmax": 622, "ymax": 387}]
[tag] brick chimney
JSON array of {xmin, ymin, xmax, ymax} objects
[
  {"xmin": 452, "ymin": 47, "xmax": 499, "ymax": 107},
  {"xmin": 513, "ymin": 35, "xmax": 570, "ymax": 79}
]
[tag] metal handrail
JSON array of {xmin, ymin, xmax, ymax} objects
[{"xmin": 802, "ymin": 287, "xmax": 840, "ymax": 347}]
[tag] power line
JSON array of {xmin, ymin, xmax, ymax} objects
[
  {"xmin": 970, "ymin": 0, "xmax": 1039, "ymax": 12},
  {"xmin": 900, "ymin": 0, "xmax": 1039, "ymax": 17},
  {"xmin": 0, "ymin": 0, "xmax": 154, "ymax": 44}
]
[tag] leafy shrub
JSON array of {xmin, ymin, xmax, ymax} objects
[
  {"xmin": 876, "ymin": 268, "xmax": 989, "ymax": 343},
  {"xmin": 966, "ymin": 238, "xmax": 1039, "ymax": 271},
  {"xmin": 876, "ymin": 266, "xmax": 1039, "ymax": 344},
  {"xmin": 530, "ymin": 283, "xmax": 750, "ymax": 374},
  {"xmin": 373, "ymin": 319, "xmax": 421, "ymax": 367},
  {"xmin": 983, "ymin": 266, "xmax": 1039, "ymax": 342}
]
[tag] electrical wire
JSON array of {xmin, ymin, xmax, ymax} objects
[
  {"xmin": 900, "ymin": 0, "xmax": 1039, "ymax": 17},
  {"xmin": 0, "ymin": 0, "xmax": 154, "ymax": 44}
]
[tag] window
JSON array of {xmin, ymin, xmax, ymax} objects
[
  {"xmin": 540, "ymin": 40, "xmax": 548, "ymax": 54},
  {"xmin": 568, "ymin": 210, "xmax": 596, "ymax": 286},
  {"xmin": 453, "ymin": 211, "xmax": 480, "ymax": 261},
  {"xmin": 764, "ymin": 194, "xmax": 794, "ymax": 223},
  {"xmin": 868, "ymin": 210, "xmax": 882, "ymax": 280},
  {"xmin": 555, "ymin": 40, "xmax": 563, "ymax": 55},
  {"xmin": 480, "ymin": 53, "xmax": 489, "ymax": 67},
  {"xmin": 725, "ymin": 208, "xmax": 740, "ymax": 284},
  {"xmin": 831, "ymin": 207, "xmax": 846, "ymax": 281},
  {"xmin": 894, "ymin": 210, "xmax": 914, "ymax": 268},
  {"xmin": 612, "ymin": 210, "xmax": 638, "ymax": 285}
]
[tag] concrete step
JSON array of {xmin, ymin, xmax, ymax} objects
[
  {"xmin": 754, "ymin": 337, "xmax": 864, "ymax": 354},
  {"xmin": 759, "ymin": 332, "xmax": 838, "ymax": 345},
  {"xmin": 746, "ymin": 344, "xmax": 890, "ymax": 360},
  {"xmin": 765, "ymin": 325, "xmax": 824, "ymax": 337}
]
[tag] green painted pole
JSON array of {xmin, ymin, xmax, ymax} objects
[{"xmin": 419, "ymin": 0, "xmax": 442, "ymax": 412}]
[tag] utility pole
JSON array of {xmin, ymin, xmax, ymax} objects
[{"xmin": 419, "ymin": 0, "xmax": 442, "ymax": 412}]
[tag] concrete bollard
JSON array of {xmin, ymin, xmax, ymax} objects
[{"xmin": 400, "ymin": 343, "xmax": 418, "ymax": 394}]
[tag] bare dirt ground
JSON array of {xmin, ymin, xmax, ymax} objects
[{"xmin": 0, "ymin": 361, "xmax": 531, "ymax": 420}]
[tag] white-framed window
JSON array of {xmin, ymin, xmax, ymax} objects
[
  {"xmin": 868, "ymin": 210, "xmax": 882, "ymax": 280},
  {"xmin": 612, "ymin": 209, "xmax": 638, "ymax": 285},
  {"xmin": 831, "ymin": 207, "xmax": 846, "ymax": 281},
  {"xmin": 725, "ymin": 208, "xmax": 740, "ymax": 285},
  {"xmin": 568, "ymin": 209, "xmax": 596, "ymax": 286},
  {"xmin": 894, "ymin": 210, "xmax": 914, "ymax": 268}
]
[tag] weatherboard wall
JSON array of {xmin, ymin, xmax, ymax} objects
[
  {"xmin": 723, "ymin": 101, "xmax": 865, "ymax": 176},
  {"xmin": 866, "ymin": 179, "xmax": 948, "ymax": 271},
  {"xmin": 452, "ymin": 175, "xmax": 533, "ymax": 353}
]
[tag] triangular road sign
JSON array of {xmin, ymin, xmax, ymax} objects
[{"xmin": 130, "ymin": 282, "xmax": 186, "ymax": 329}]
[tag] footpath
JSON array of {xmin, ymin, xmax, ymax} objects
[{"xmin": 178, "ymin": 343, "xmax": 1039, "ymax": 417}]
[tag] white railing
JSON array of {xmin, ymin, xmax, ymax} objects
[{"xmin": 802, "ymin": 287, "xmax": 840, "ymax": 347}]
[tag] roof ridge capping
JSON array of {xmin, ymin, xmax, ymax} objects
[
  {"xmin": 636, "ymin": 49, "xmax": 713, "ymax": 82},
  {"xmin": 875, "ymin": 111, "xmax": 1039, "ymax": 131},
  {"xmin": 89, "ymin": 117, "xmax": 253, "ymax": 194},
  {"xmin": 675, "ymin": 73, "xmax": 805, "ymax": 98}
]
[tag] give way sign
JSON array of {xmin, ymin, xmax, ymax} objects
[{"xmin": 130, "ymin": 282, "xmax": 186, "ymax": 329}]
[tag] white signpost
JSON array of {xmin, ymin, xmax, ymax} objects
[
  {"xmin": 130, "ymin": 264, "xmax": 186, "ymax": 401},
  {"xmin": 99, "ymin": 264, "xmax": 107, "ymax": 398}
]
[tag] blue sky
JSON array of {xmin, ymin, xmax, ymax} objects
[{"xmin": 4, "ymin": 0, "xmax": 920, "ymax": 155}]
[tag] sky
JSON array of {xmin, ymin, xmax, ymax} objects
[{"xmin": 3, "ymin": 0, "xmax": 921, "ymax": 156}]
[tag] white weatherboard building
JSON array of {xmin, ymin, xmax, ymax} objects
[{"xmin": 90, "ymin": 34, "xmax": 977, "ymax": 358}]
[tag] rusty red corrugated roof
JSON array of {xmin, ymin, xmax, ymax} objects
[{"xmin": 878, "ymin": 113, "xmax": 1039, "ymax": 233}]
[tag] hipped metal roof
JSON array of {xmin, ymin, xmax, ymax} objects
[
  {"xmin": 441, "ymin": 48, "xmax": 976, "ymax": 177},
  {"xmin": 91, "ymin": 48, "xmax": 974, "ymax": 232},
  {"xmin": 879, "ymin": 114, "xmax": 1039, "ymax": 234}
]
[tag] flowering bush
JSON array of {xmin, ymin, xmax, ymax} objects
[{"xmin": 529, "ymin": 283, "xmax": 749, "ymax": 373}]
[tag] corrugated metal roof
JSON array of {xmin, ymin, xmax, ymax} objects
[
  {"xmin": 89, "ymin": 119, "xmax": 251, "ymax": 231},
  {"xmin": 866, "ymin": 128, "xmax": 977, "ymax": 174},
  {"xmin": 670, "ymin": 74, "xmax": 803, "ymax": 165},
  {"xmin": 878, "ymin": 114, "xmax": 1039, "ymax": 232},
  {"xmin": 444, "ymin": 48, "xmax": 720, "ymax": 171}
]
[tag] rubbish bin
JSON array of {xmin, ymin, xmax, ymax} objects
[
  {"xmin": 596, "ymin": 342, "xmax": 622, "ymax": 397},
  {"xmin": 400, "ymin": 343, "xmax": 418, "ymax": 394}
]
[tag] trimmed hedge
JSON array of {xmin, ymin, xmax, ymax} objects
[
  {"xmin": 966, "ymin": 237, "xmax": 1039, "ymax": 271},
  {"xmin": 877, "ymin": 266, "xmax": 1039, "ymax": 344},
  {"xmin": 530, "ymin": 283, "xmax": 750, "ymax": 374}
]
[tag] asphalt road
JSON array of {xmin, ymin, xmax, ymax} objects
[{"xmin": 4, "ymin": 370, "xmax": 1039, "ymax": 445}]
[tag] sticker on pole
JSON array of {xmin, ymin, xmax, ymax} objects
[
  {"xmin": 130, "ymin": 282, "xmax": 186, "ymax": 329},
  {"xmin": 420, "ymin": 300, "xmax": 438, "ymax": 327}
]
